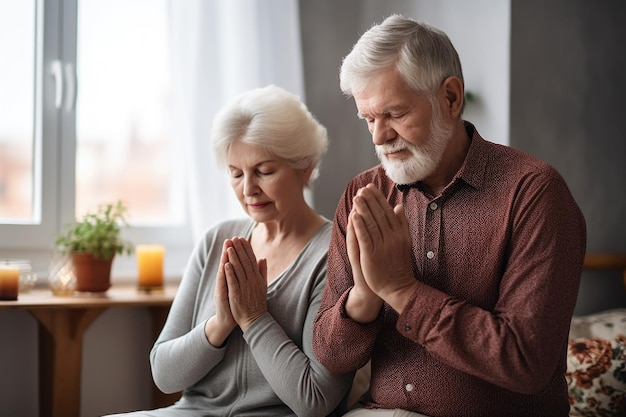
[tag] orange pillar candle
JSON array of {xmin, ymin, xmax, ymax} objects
[
  {"xmin": 0, "ymin": 266, "xmax": 20, "ymax": 300},
  {"xmin": 136, "ymin": 244, "xmax": 165, "ymax": 291}
]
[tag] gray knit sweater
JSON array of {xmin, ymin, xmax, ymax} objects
[{"xmin": 108, "ymin": 218, "xmax": 352, "ymax": 417}]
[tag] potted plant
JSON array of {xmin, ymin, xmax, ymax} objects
[{"xmin": 55, "ymin": 201, "xmax": 134, "ymax": 293}]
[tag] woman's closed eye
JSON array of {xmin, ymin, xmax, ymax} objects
[
  {"xmin": 229, "ymin": 169, "xmax": 274, "ymax": 179},
  {"xmin": 229, "ymin": 169, "xmax": 243, "ymax": 179}
]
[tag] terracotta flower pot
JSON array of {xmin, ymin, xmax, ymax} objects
[{"xmin": 72, "ymin": 252, "xmax": 114, "ymax": 293}]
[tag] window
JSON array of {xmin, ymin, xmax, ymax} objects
[
  {"xmin": 0, "ymin": 0, "xmax": 192, "ymax": 279},
  {"xmin": 0, "ymin": 0, "xmax": 36, "ymax": 223},
  {"xmin": 75, "ymin": 0, "xmax": 183, "ymax": 225},
  {"xmin": 0, "ymin": 0, "xmax": 305, "ymax": 280}
]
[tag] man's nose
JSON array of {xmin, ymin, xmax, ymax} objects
[{"xmin": 371, "ymin": 119, "xmax": 396, "ymax": 146}]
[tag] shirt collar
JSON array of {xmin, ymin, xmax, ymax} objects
[{"xmin": 454, "ymin": 120, "xmax": 487, "ymax": 191}]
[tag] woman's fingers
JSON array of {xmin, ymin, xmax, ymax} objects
[
  {"xmin": 214, "ymin": 240, "xmax": 236, "ymax": 330},
  {"xmin": 226, "ymin": 237, "xmax": 257, "ymax": 281},
  {"xmin": 216, "ymin": 239, "xmax": 233, "ymax": 296},
  {"xmin": 257, "ymin": 258, "xmax": 267, "ymax": 282},
  {"xmin": 222, "ymin": 236, "xmax": 268, "ymax": 331}
]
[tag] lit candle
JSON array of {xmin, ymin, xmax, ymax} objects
[
  {"xmin": 136, "ymin": 244, "xmax": 165, "ymax": 291},
  {"xmin": 0, "ymin": 266, "xmax": 20, "ymax": 301}
]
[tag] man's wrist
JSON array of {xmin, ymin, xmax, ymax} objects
[
  {"xmin": 346, "ymin": 286, "xmax": 383, "ymax": 323},
  {"xmin": 378, "ymin": 279, "xmax": 418, "ymax": 314}
]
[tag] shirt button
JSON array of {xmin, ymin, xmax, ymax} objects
[
  {"xmin": 404, "ymin": 324, "xmax": 411, "ymax": 331},
  {"xmin": 429, "ymin": 202, "xmax": 438, "ymax": 210},
  {"xmin": 426, "ymin": 251, "xmax": 434, "ymax": 259},
  {"xmin": 405, "ymin": 383, "xmax": 414, "ymax": 392}
]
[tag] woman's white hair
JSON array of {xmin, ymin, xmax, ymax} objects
[
  {"xmin": 211, "ymin": 85, "xmax": 328, "ymax": 186},
  {"xmin": 340, "ymin": 14, "xmax": 464, "ymax": 101}
]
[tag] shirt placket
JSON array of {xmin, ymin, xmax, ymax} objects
[{"xmin": 423, "ymin": 198, "xmax": 442, "ymax": 275}]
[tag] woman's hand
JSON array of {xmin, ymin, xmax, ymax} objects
[
  {"xmin": 205, "ymin": 239, "xmax": 238, "ymax": 347},
  {"xmin": 224, "ymin": 237, "xmax": 268, "ymax": 332}
]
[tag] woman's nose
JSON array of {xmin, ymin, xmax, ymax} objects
[{"xmin": 243, "ymin": 175, "xmax": 259, "ymax": 196}]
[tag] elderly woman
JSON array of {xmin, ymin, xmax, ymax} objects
[{"xmin": 106, "ymin": 85, "xmax": 352, "ymax": 417}]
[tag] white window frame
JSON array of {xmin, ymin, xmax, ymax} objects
[{"xmin": 0, "ymin": 0, "xmax": 192, "ymax": 281}]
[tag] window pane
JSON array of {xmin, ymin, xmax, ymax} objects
[
  {"xmin": 0, "ymin": 0, "xmax": 36, "ymax": 223},
  {"xmin": 76, "ymin": 0, "xmax": 182, "ymax": 225}
]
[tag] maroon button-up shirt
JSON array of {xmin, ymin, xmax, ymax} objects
[{"xmin": 313, "ymin": 122, "xmax": 586, "ymax": 417}]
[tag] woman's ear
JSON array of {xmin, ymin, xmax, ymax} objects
[
  {"xmin": 302, "ymin": 165, "xmax": 314, "ymax": 185},
  {"xmin": 440, "ymin": 76, "xmax": 464, "ymax": 118}
]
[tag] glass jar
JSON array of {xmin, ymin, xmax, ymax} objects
[{"xmin": 0, "ymin": 259, "xmax": 38, "ymax": 292}]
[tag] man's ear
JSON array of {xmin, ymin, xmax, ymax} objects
[{"xmin": 440, "ymin": 76, "xmax": 464, "ymax": 118}]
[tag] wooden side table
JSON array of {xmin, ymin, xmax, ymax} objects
[{"xmin": 0, "ymin": 285, "xmax": 181, "ymax": 417}]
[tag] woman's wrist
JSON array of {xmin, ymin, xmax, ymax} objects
[{"xmin": 205, "ymin": 315, "xmax": 234, "ymax": 347}]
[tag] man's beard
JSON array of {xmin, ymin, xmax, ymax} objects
[{"xmin": 375, "ymin": 105, "xmax": 453, "ymax": 185}]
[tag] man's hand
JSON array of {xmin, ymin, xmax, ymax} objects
[
  {"xmin": 345, "ymin": 210, "xmax": 384, "ymax": 323},
  {"xmin": 350, "ymin": 184, "xmax": 417, "ymax": 312}
]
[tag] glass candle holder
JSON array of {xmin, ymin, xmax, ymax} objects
[
  {"xmin": 136, "ymin": 244, "xmax": 165, "ymax": 292},
  {"xmin": 0, "ymin": 264, "xmax": 20, "ymax": 301},
  {"xmin": 48, "ymin": 253, "xmax": 76, "ymax": 296},
  {"xmin": 0, "ymin": 259, "xmax": 38, "ymax": 293}
]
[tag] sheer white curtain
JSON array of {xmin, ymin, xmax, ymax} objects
[{"xmin": 169, "ymin": 0, "xmax": 306, "ymax": 242}]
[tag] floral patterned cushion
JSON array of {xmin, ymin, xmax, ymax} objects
[{"xmin": 567, "ymin": 309, "xmax": 626, "ymax": 416}]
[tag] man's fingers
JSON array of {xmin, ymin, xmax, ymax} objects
[
  {"xmin": 350, "ymin": 208, "xmax": 366, "ymax": 240},
  {"xmin": 355, "ymin": 185, "xmax": 395, "ymax": 223},
  {"xmin": 352, "ymin": 184, "xmax": 397, "ymax": 245},
  {"xmin": 352, "ymin": 196, "xmax": 382, "ymax": 244},
  {"xmin": 363, "ymin": 183, "xmax": 398, "ymax": 229},
  {"xmin": 347, "ymin": 211, "xmax": 363, "ymax": 262}
]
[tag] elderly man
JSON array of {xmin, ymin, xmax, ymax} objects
[{"xmin": 313, "ymin": 14, "xmax": 586, "ymax": 417}]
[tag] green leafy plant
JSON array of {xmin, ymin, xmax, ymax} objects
[{"xmin": 55, "ymin": 201, "xmax": 134, "ymax": 260}]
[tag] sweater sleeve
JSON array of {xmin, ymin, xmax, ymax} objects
[{"xmin": 150, "ymin": 227, "xmax": 227, "ymax": 394}]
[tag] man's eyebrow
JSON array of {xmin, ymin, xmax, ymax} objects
[{"xmin": 357, "ymin": 105, "xmax": 405, "ymax": 120}]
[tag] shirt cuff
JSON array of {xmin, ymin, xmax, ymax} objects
[{"xmin": 395, "ymin": 281, "xmax": 446, "ymax": 343}]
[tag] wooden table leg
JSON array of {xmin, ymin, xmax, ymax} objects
[
  {"xmin": 147, "ymin": 306, "xmax": 181, "ymax": 408},
  {"xmin": 29, "ymin": 308, "xmax": 107, "ymax": 417}
]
